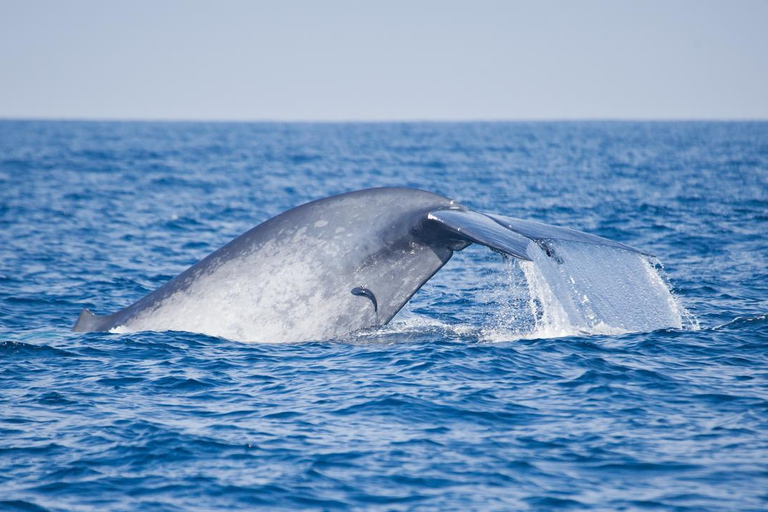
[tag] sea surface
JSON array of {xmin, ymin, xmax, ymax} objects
[{"xmin": 1, "ymin": 121, "xmax": 767, "ymax": 511}]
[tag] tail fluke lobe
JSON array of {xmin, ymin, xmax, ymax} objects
[
  {"xmin": 485, "ymin": 214, "xmax": 650, "ymax": 256},
  {"xmin": 426, "ymin": 209, "xmax": 533, "ymax": 260},
  {"xmin": 424, "ymin": 208, "xmax": 648, "ymax": 261}
]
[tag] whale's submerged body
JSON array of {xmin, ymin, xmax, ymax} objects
[{"xmin": 74, "ymin": 187, "xmax": 649, "ymax": 342}]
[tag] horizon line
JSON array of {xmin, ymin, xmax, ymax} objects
[{"xmin": 1, "ymin": 116, "xmax": 767, "ymax": 124}]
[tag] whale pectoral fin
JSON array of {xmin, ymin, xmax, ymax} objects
[
  {"xmin": 426, "ymin": 209, "xmax": 533, "ymax": 261},
  {"xmin": 484, "ymin": 213, "xmax": 650, "ymax": 256},
  {"xmin": 73, "ymin": 308, "xmax": 110, "ymax": 332}
]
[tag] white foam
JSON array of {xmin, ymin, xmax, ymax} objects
[{"xmin": 370, "ymin": 312, "xmax": 477, "ymax": 338}]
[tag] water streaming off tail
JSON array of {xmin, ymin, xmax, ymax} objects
[{"xmin": 482, "ymin": 241, "xmax": 697, "ymax": 341}]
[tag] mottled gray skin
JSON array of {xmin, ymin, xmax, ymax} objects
[
  {"xmin": 75, "ymin": 188, "xmax": 463, "ymax": 337},
  {"xmin": 74, "ymin": 187, "xmax": 642, "ymax": 341}
]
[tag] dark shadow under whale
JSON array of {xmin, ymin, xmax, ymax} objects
[{"xmin": 73, "ymin": 187, "xmax": 644, "ymax": 342}]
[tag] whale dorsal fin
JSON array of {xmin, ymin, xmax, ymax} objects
[{"xmin": 73, "ymin": 308, "xmax": 111, "ymax": 332}]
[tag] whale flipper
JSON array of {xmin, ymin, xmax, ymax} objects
[{"xmin": 73, "ymin": 188, "xmax": 645, "ymax": 342}]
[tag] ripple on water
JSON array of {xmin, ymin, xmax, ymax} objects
[{"xmin": 1, "ymin": 121, "xmax": 767, "ymax": 510}]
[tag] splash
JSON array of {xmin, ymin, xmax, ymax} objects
[{"xmin": 482, "ymin": 241, "xmax": 697, "ymax": 341}]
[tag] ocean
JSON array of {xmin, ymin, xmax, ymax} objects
[{"xmin": 1, "ymin": 120, "xmax": 766, "ymax": 510}]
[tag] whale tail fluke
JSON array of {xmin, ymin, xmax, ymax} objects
[
  {"xmin": 426, "ymin": 208, "xmax": 647, "ymax": 262},
  {"xmin": 427, "ymin": 209, "xmax": 534, "ymax": 260},
  {"xmin": 484, "ymin": 213, "xmax": 650, "ymax": 256}
]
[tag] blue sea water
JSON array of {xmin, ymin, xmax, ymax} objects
[{"xmin": 1, "ymin": 120, "xmax": 767, "ymax": 511}]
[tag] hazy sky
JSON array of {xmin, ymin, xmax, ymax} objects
[{"xmin": 1, "ymin": 0, "xmax": 766, "ymax": 121}]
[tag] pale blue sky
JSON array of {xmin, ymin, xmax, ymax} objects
[{"xmin": 1, "ymin": 0, "xmax": 766, "ymax": 121}]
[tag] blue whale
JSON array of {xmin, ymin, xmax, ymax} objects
[{"xmin": 73, "ymin": 188, "xmax": 642, "ymax": 342}]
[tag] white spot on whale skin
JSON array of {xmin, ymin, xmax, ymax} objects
[
  {"xmin": 314, "ymin": 220, "xmax": 328, "ymax": 228},
  {"xmin": 335, "ymin": 227, "xmax": 345, "ymax": 234}
]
